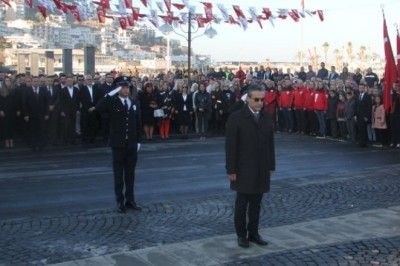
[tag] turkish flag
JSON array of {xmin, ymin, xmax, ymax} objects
[
  {"xmin": 25, "ymin": 0, "xmax": 33, "ymax": 8},
  {"xmin": 37, "ymin": 6, "xmax": 47, "ymax": 19},
  {"xmin": 288, "ymin": 12, "xmax": 299, "ymax": 22},
  {"xmin": 1, "ymin": 0, "xmax": 11, "ymax": 8},
  {"xmin": 59, "ymin": 3, "xmax": 69, "ymax": 14},
  {"xmin": 233, "ymin": 5, "xmax": 245, "ymax": 18},
  {"xmin": 397, "ymin": 28, "xmax": 400, "ymax": 81},
  {"xmin": 172, "ymin": 3, "xmax": 185, "ymax": 10},
  {"xmin": 119, "ymin": 17, "xmax": 127, "ymax": 30},
  {"xmin": 262, "ymin": 8, "xmax": 272, "ymax": 20},
  {"xmin": 124, "ymin": 0, "xmax": 132, "ymax": 8},
  {"xmin": 317, "ymin": 10, "xmax": 324, "ymax": 22},
  {"xmin": 164, "ymin": 0, "xmax": 171, "ymax": 12},
  {"xmin": 131, "ymin": 7, "xmax": 140, "ymax": 20},
  {"xmin": 97, "ymin": 9, "xmax": 106, "ymax": 23},
  {"xmin": 201, "ymin": 2, "xmax": 212, "ymax": 9},
  {"xmin": 93, "ymin": 0, "xmax": 110, "ymax": 10},
  {"xmin": 140, "ymin": 0, "xmax": 148, "ymax": 7},
  {"xmin": 71, "ymin": 10, "xmax": 81, "ymax": 22},
  {"xmin": 127, "ymin": 16, "xmax": 135, "ymax": 26},
  {"xmin": 383, "ymin": 17, "xmax": 398, "ymax": 112}
]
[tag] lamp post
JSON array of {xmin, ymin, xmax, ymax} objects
[{"xmin": 159, "ymin": 11, "xmax": 217, "ymax": 84}]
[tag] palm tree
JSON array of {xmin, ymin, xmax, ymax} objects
[
  {"xmin": 332, "ymin": 49, "xmax": 341, "ymax": 67},
  {"xmin": 295, "ymin": 51, "xmax": 305, "ymax": 65},
  {"xmin": 358, "ymin": 45, "xmax": 367, "ymax": 61},
  {"xmin": 346, "ymin": 42, "xmax": 353, "ymax": 62},
  {"xmin": 322, "ymin": 42, "xmax": 329, "ymax": 63}
]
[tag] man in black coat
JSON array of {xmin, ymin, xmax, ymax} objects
[
  {"xmin": 99, "ymin": 73, "xmax": 114, "ymax": 143},
  {"xmin": 355, "ymin": 83, "xmax": 372, "ymax": 147},
  {"xmin": 93, "ymin": 76, "xmax": 142, "ymax": 213},
  {"xmin": 80, "ymin": 74, "xmax": 102, "ymax": 144},
  {"xmin": 22, "ymin": 76, "xmax": 49, "ymax": 151},
  {"xmin": 59, "ymin": 75, "xmax": 80, "ymax": 145},
  {"xmin": 45, "ymin": 75, "xmax": 60, "ymax": 145},
  {"xmin": 225, "ymin": 84, "xmax": 276, "ymax": 248}
]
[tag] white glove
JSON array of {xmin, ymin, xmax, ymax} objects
[
  {"xmin": 107, "ymin": 86, "xmax": 121, "ymax": 97},
  {"xmin": 137, "ymin": 143, "xmax": 141, "ymax": 152}
]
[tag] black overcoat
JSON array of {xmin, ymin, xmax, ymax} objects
[{"xmin": 225, "ymin": 105, "xmax": 275, "ymax": 194}]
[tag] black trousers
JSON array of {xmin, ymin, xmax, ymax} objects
[
  {"xmin": 112, "ymin": 145, "xmax": 138, "ymax": 204},
  {"xmin": 234, "ymin": 192, "xmax": 263, "ymax": 238},
  {"xmin": 357, "ymin": 117, "xmax": 368, "ymax": 146},
  {"xmin": 81, "ymin": 111, "xmax": 99, "ymax": 143},
  {"xmin": 27, "ymin": 116, "xmax": 45, "ymax": 149}
]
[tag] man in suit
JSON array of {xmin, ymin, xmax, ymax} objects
[
  {"xmin": 355, "ymin": 82, "xmax": 372, "ymax": 147},
  {"xmin": 45, "ymin": 75, "xmax": 60, "ymax": 145},
  {"xmin": 59, "ymin": 75, "xmax": 80, "ymax": 145},
  {"xmin": 328, "ymin": 66, "xmax": 339, "ymax": 85},
  {"xmin": 93, "ymin": 76, "xmax": 142, "ymax": 213},
  {"xmin": 22, "ymin": 76, "xmax": 49, "ymax": 151},
  {"xmin": 80, "ymin": 74, "xmax": 102, "ymax": 144},
  {"xmin": 99, "ymin": 73, "xmax": 114, "ymax": 144},
  {"xmin": 225, "ymin": 84, "xmax": 276, "ymax": 248}
]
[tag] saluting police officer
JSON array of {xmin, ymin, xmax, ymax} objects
[{"xmin": 92, "ymin": 76, "xmax": 143, "ymax": 213}]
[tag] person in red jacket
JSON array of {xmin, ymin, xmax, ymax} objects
[
  {"xmin": 314, "ymin": 80, "xmax": 328, "ymax": 138},
  {"xmin": 293, "ymin": 80, "xmax": 307, "ymax": 134},
  {"xmin": 263, "ymin": 80, "xmax": 278, "ymax": 129},
  {"xmin": 279, "ymin": 79, "xmax": 294, "ymax": 132},
  {"xmin": 235, "ymin": 66, "xmax": 246, "ymax": 86},
  {"xmin": 304, "ymin": 81, "xmax": 318, "ymax": 136}
]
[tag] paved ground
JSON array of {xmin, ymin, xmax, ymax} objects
[{"xmin": 1, "ymin": 133, "xmax": 400, "ymax": 265}]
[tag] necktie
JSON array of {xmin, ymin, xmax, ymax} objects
[
  {"xmin": 124, "ymin": 99, "xmax": 128, "ymax": 113},
  {"xmin": 360, "ymin": 94, "xmax": 363, "ymax": 101},
  {"xmin": 35, "ymin": 88, "xmax": 39, "ymax": 95},
  {"xmin": 253, "ymin": 112, "xmax": 260, "ymax": 122},
  {"xmin": 48, "ymin": 87, "xmax": 51, "ymax": 96}
]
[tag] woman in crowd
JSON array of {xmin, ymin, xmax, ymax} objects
[
  {"xmin": 139, "ymin": 82, "xmax": 160, "ymax": 141},
  {"xmin": 159, "ymin": 82, "xmax": 174, "ymax": 140},
  {"xmin": 194, "ymin": 83, "xmax": 211, "ymax": 139},
  {"xmin": 372, "ymin": 95, "xmax": 387, "ymax": 147},
  {"xmin": 0, "ymin": 76, "xmax": 18, "ymax": 148},
  {"xmin": 174, "ymin": 83, "xmax": 193, "ymax": 139}
]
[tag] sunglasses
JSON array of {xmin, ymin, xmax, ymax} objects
[{"xmin": 250, "ymin": 97, "xmax": 265, "ymax": 102}]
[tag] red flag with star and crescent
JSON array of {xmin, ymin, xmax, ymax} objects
[
  {"xmin": 383, "ymin": 16, "xmax": 398, "ymax": 112},
  {"xmin": 397, "ymin": 27, "xmax": 400, "ymax": 81}
]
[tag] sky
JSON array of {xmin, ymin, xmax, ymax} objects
[{"xmin": 147, "ymin": 0, "xmax": 400, "ymax": 63}]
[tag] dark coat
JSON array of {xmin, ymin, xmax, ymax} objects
[
  {"xmin": 356, "ymin": 93, "xmax": 372, "ymax": 122},
  {"xmin": 80, "ymin": 84, "xmax": 102, "ymax": 111},
  {"xmin": 225, "ymin": 105, "xmax": 275, "ymax": 194},
  {"xmin": 174, "ymin": 93, "xmax": 193, "ymax": 113},
  {"xmin": 59, "ymin": 87, "xmax": 80, "ymax": 115},
  {"xmin": 22, "ymin": 86, "xmax": 49, "ymax": 118},
  {"xmin": 95, "ymin": 95, "xmax": 142, "ymax": 148}
]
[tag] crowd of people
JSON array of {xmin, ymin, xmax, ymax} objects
[{"xmin": 0, "ymin": 62, "xmax": 399, "ymax": 151}]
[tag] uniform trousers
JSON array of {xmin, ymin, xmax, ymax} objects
[{"xmin": 112, "ymin": 143, "xmax": 138, "ymax": 204}]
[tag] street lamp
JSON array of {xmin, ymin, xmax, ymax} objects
[{"xmin": 160, "ymin": 12, "xmax": 217, "ymax": 84}]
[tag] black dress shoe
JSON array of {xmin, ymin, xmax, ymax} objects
[
  {"xmin": 117, "ymin": 203, "xmax": 126, "ymax": 213},
  {"xmin": 125, "ymin": 202, "xmax": 142, "ymax": 211},
  {"xmin": 237, "ymin": 237, "xmax": 249, "ymax": 248},
  {"xmin": 248, "ymin": 234, "xmax": 268, "ymax": 246}
]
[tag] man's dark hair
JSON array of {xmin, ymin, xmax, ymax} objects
[{"xmin": 247, "ymin": 84, "xmax": 263, "ymax": 97}]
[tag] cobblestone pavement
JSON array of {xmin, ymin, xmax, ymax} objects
[
  {"xmin": 225, "ymin": 236, "xmax": 400, "ymax": 266},
  {"xmin": 1, "ymin": 165, "xmax": 400, "ymax": 265}
]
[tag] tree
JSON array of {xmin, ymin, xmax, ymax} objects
[
  {"xmin": 332, "ymin": 49, "xmax": 341, "ymax": 67},
  {"xmin": 322, "ymin": 42, "xmax": 329, "ymax": 63},
  {"xmin": 358, "ymin": 45, "xmax": 367, "ymax": 61},
  {"xmin": 346, "ymin": 42, "xmax": 353, "ymax": 62},
  {"xmin": 295, "ymin": 51, "xmax": 305, "ymax": 65}
]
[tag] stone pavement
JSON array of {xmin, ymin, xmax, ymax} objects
[
  {"xmin": 50, "ymin": 206, "xmax": 400, "ymax": 266},
  {"xmin": 2, "ymin": 164, "xmax": 400, "ymax": 265}
]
